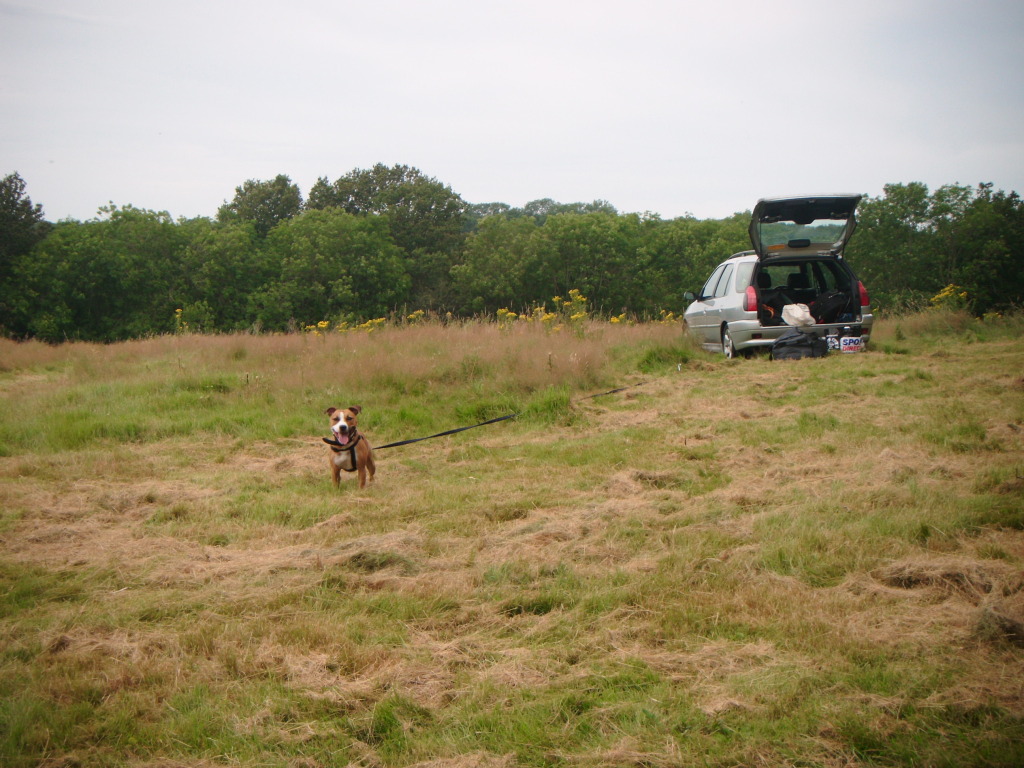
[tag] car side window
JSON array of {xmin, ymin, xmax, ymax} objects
[
  {"xmin": 701, "ymin": 265, "xmax": 726, "ymax": 299},
  {"xmin": 714, "ymin": 265, "xmax": 735, "ymax": 298},
  {"xmin": 734, "ymin": 262, "xmax": 754, "ymax": 293}
]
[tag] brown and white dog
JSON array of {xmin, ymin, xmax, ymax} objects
[{"xmin": 324, "ymin": 406, "xmax": 375, "ymax": 488}]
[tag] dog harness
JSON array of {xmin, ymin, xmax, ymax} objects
[{"xmin": 323, "ymin": 432, "xmax": 362, "ymax": 472}]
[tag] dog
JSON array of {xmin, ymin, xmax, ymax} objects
[{"xmin": 324, "ymin": 406, "xmax": 376, "ymax": 489}]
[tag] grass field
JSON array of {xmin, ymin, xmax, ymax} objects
[{"xmin": 1, "ymin": 312, "xmax": 1023, "ymax": 767}]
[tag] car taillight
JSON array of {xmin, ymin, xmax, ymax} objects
[
  {"xmin": 858, "ymin": 281, "xmax": 870, "ymax": 307},
  {"xmin": 745, "ymin": 285, "xmax": 758, "ymax": 312}
]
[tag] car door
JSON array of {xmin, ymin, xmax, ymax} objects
[
  {"xmin": 702, "ymin": 263, "xmax": 735, "ymax": 342},
  {"xmin": 685, "ymin": 264, "xmax": 727, "ymax": 344}
]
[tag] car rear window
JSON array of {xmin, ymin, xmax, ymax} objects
[{"xmin": 759, "ymin": 260, "xmax": 852, "ymax": 293}]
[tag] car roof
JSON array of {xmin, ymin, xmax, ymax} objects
[{"xmin": 724, "ymin": 250, "xmax": 757, "ymax": 262}]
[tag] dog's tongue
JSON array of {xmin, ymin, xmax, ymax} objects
[{"xmin": 335, "ymin": 432, "xmax": 350, "ymax": 446}]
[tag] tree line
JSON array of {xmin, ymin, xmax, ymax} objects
[{"xmin": 1, "ymin": 166, "xmax": 1021, "ymax": 342}]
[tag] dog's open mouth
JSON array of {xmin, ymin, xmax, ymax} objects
[{"xmin": 333, "ymin": 430, "xmax": 350, "ymax": 446}]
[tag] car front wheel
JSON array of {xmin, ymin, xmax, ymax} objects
[{"xmin": 722, "ymin": 325, "xmax": 737, "ymax": 359}]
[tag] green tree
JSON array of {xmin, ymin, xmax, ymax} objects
[
  {"xmin": 846, "ymin": 182, "xmax": 1024, "ymax": 314},
  {"xmin": 306, "ymin": 164, "xmax": 466, "ymax": 306},
  {"xmin": 0, "ymin": 172, "xmax": 50, "ymax": 334},
  {"xmin": 846, "ymin": 182, "xmax": 939, "ymax": 310},
  {"xmin": 17, "ymin": 218, "xmax": 134, "ymax": 341},
  {"xmin": 464, "ymin": 201, "xmax": 514, "ymax": 229},
  {"xmin": 951, "ymin": 185, "xmax": 1024, "ymax": 314},
  {"xmin": 177, "ymin": 218, "xmax": 268, "ymax": 331},
  {"xmin": 306, "ymin": 176, "xmax": 337, "ymax": 212},
  {"xmin": 0, "ymin": 172, "xmax": 46, "ymax": 262},
  {"xmin": 464, "ymin": 199, "xmax": 618, "ymax": 230},
  {"xmin": 644, "ymin": 213, "xmax": 750, "ymax": 301},
  {"xmin": 17, "ymin": 206, "xmax": 188, "ymax": 341},
  {"xmin": 532, "ymin": 212, "xmax": 646, "ymax": 312},
  {"xmin": 251, "ymin": 208, "xmax": 410, "ymax": 329},
  {"xmin": 217, "ymin": 174, "xmax": 302, "ymax": 238},
  {"xmin": 521, "ymin": 198, "xmax": 617, "ymax": 224},
  {"xmin": 98, "ymin": 205, "xmax": 188, "ymax": 337},
  {"xmin": 929, "ymin": 183, "xmax": 975, "ymax": 283},
  {"xmin": 306, "ymin": 164, "xmax": 466, "ymax": 251},
  {"xmin": 451, "ymin": 215, "xmax": 542, "ymax": 313}
]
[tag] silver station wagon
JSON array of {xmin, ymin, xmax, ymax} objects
[{"xmin": 684, "ymin": 195, "xmax": 873, "ymax": 358}]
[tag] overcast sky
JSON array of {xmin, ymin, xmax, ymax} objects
[{"xmin": 3, "ymin": 0, "xmax": 1023, "ymax": 223}]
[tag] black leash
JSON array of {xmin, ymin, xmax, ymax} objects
[
  {"xmin": 375, "ymin": 413, "xmax": 518, "ymax": 450},
  {"xmin": 334, "ymin": 381, "xmax": 647, "ymax": 452},
  {"xmin": 576, "ymin": 383, "xmax": 643, "ymax": 401}
]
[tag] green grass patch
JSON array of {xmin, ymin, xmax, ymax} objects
[{"xmin": 1, "ymin": 317, "xmax": 1023, "ymax": 767}]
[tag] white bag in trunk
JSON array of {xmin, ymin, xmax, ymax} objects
[{"xmin": 782, "ymin": 303, "xmax": 815, "ymax": 328}]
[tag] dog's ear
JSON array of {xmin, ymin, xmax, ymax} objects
[
  {"xmin": 348, "ymin": 406, "xmax": 362, "ymax": 415},
  {"xmin": 325, "ymin": 407, "xmax": 337, "ymax": 416}
]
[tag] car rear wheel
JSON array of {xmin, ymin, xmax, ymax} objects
[{"xmin": 722, "ymin": 325, "xmax": 737, "ymax": 359}]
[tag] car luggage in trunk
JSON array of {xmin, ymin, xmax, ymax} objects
[{"xmin": 809, "ymin": 290, "xmax": 852, "ymax": 324}]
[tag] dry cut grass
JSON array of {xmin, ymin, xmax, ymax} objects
[{"xmin": 1, "ymin": 314, "xmax": 1023, "ymax": 767}]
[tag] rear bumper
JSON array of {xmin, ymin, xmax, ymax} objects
[{"xmin": 730, "ymin": 313, "xmax": 874, "ymax": 352}]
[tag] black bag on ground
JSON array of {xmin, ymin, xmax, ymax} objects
[{"xmin": 771, "ymin": 328, "xmax": 828, "ymax": 360}]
